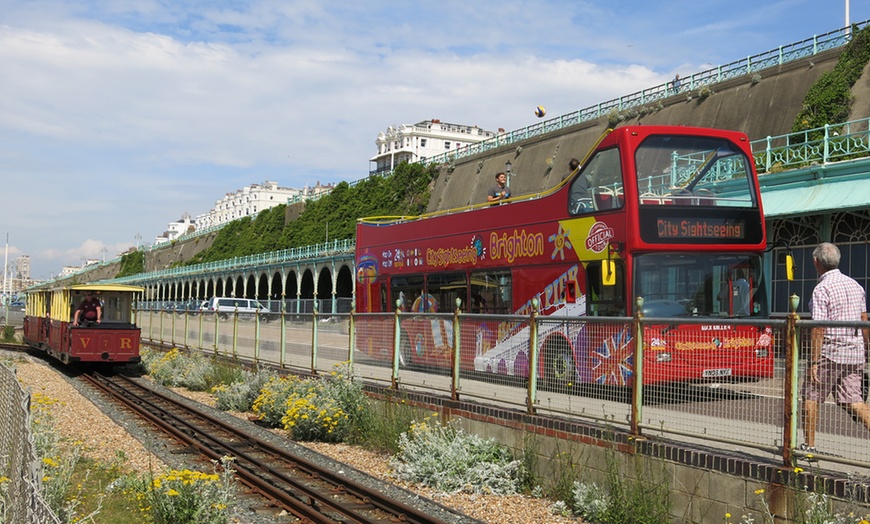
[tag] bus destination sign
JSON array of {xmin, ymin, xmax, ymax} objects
[{"xmin": 656, "ymin": 217, "xmax": 746, "ymax": 240}]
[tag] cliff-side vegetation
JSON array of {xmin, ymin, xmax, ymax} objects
[
  {"xmin": 182, "ymin": 161, "xmax": 435, "ymax": 266},
  {"xmin": 115, "ymin": 250, "xmax": 145, "ymax": 278},
  {"xmin": 792, "ymin": 24, "xmax": 870, "ymax": 136}
]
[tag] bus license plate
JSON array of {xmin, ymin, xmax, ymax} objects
[{"xmin": 703, "ymin": 368, "xmax": 732, "ymax": 378}]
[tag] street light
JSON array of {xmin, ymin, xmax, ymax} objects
[
  {"xmin": 846, "ymin": 0, "xmax": 852, "ymax": 37},
  {"xmin": 505, "ymin": 160, "xmax": 513, "ymax": 188}
]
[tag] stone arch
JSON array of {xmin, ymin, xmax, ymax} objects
[
  {"xmin": 246, "ymin": 274, "xmax": 256, "ymax": 299},
  {"xmin": 336, "ymin": 264, "xmax": 353, "ymax": 298},
  {"xmin": 269, "ymin": 271, "xmax": 282, "ymax": 300},
  {"xmin": 258, "ymin": 273, "xmax": 270, "ymax": 301},
  {"xmin": 336, "ymin": 264, "xmax": 354, "ymax": 312},
  {"xmin": 317, "ymin": 267, "xmax": 333, "ymax": 300},
  {"xmin": 301, "ymin": 268, "xmax": 315, "ymax": 300},
  {"xmin": 285, "ymin": 270, "xmax": 299, "ymax": 299},
  {"xmin": 317, "ymin": 266, "xmax": 333, "ymax": 312}
]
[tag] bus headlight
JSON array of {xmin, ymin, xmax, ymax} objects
[
  {"xmin": 655, "ymin": 352, "xmax": 672, "ymax": 363},
  {"xmin": 755, "ymin": 348, "xmax": 769, "ymax": 358}
]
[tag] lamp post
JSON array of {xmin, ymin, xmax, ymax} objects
[
  {"xmin": 505, "ymin": 160, "xmax": 513, "ymax": 188},
  {"xmin": 846, "ymin": 0, "xmax": 851, "ymax": 37}
]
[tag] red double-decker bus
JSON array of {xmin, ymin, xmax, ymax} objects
[{"xmin": 355, "ymin": 125, "xmax": 775, "ymax": 386}]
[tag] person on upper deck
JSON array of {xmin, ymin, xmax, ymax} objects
[
  {"xmin": 562, "ymin": 158, "xmax": 582, "ymax": 184},
  {"xmin": 487, "ymin": 172, "xmax": 511, "ymax": 204}
]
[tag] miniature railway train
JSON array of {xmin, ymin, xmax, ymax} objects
[{"xmin": 23, "ymin": 283, "xmax": 143, "ymax": 365}]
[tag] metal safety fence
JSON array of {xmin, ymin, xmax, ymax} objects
[
  {"xmin": 138, "ymin": 305, "xmax": 870, "ymax": 475},
  {"xmin": 0, "ymin": 364, "xmax": 61, "ymax": 524}
]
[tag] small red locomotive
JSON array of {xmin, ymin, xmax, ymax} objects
[{"xmin": 23, "ymin": 283, "xmax": 144, "ymax": 364}]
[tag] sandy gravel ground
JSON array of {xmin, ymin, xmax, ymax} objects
[{"xmin": 13, "ymin": 357, "xmax": 583, "ymax": 523}]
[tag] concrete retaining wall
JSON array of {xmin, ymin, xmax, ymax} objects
[
  {"xmin": 373, "ymin": 387, "xmax": 869, "ymax": 523},
  {"xmin": 427, "ymin": 49, "xmax": 844, "ymax": 213}
]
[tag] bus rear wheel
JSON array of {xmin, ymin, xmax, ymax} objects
[{"xmin": 543, "ymin": 339, "xmax": 575, "ymax": 390}]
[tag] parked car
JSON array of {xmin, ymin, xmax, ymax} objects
[
  {"xmin": 201, "ymin": 297, "xmax": 270, "ymax": 320},
  {"xmin": 172, "ymin": 300, "xmax": 201, "ymax": 313}
]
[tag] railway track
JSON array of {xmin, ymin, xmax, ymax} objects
[
  {"xmin": 80, "ymin": 370, "xmax": 460, "ymax": 524},
  {"xmin": 0, "ymin": 342, "xmax": 28, "ymax": 353}
]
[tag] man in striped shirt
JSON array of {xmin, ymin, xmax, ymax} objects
[{"xmin": 801, "ymin": 242, "xmax": 870, "ymax": 453}]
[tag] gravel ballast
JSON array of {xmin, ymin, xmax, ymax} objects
[{"xmin": 13, "ymin": 355, "xmax": 583, "ymax": 523}]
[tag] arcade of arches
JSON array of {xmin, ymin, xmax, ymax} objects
[{"xmin": 142, "ymin": 261, "xmax": 356, "ymax": 314}]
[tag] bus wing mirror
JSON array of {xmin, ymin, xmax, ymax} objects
[
  {"xmin": 602, "ymin": 260, "xmax": 616, "ymax": 286},
  {"xmin": 785, "ymin": 254, "xmax": 795, "ymax": 281},
  {"xmin": 565, "ymin": 281, "xmax": 577, "ymax": 303}
]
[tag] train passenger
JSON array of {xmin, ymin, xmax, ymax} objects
[{"xmin": 73, "ymin": 292, "xmax": 102, "ymax": 327}]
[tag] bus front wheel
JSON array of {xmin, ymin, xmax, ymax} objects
[{"xmin": 543, "ymin": 339, "xmax": 575, "ymax": 390}]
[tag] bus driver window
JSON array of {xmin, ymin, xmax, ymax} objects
[{"xmin": 570, "ymin": 147, "xmax": 624, "ymax": 214}]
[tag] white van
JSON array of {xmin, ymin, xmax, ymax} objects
[{"xmin": 202, "ymin": 297, "xmax": 270, "ymax": 319}]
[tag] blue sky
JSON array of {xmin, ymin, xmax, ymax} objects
[{"xmin": 1, "ymin": 0, "xmax": 868, "ymax": 280}]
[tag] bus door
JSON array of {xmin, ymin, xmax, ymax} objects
[
  {"xmin": 577, "ymin": 260, "xmax": 632, "ymax": 385},
  {"xmin": 586, "ymin": 260, "xmax": 626, "ymax": 317}
]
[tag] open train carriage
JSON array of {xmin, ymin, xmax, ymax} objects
[{"xmin": 24, "ymin": 283, "xmax": 144, "ymax": 364}]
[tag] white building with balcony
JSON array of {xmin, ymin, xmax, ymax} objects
[
  {"xmin": 154, "ymin": 213, "xmax": 196, "ymax": 245},
  {"xmin": 195, "ymin": 181, "xmax": 303, "ymax": 230},
  {"xmin": 370, "ymin": 119, "xmax": 499, "ymax": 174}
]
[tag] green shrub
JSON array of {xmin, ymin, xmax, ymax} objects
[
  {"xmin": 143, "ymin": 348, "xmax": 211, "ymax": 389},
  {"xmin": 121, "ymin": 458, "xmax": 235, "ymax": 524},
  {"xmin": 213, "ymin": 369, "xmax": 274, "ymax": 412},
  {"xmin": 352, "ymin": 394, "xmax": 420, "ymax": 453},
  {"xmin": 0, "ymin": 326, "xmax": 14, "ymax": 343},
  {"xmin": 281, "ymin": 392, "xmax": 349, "ymax": 442},
  {"xmin": 248, "ymin": 365, "xmax": 368, "ymax": 442},
  {"xmin": 29, "ymin": 392, "xmax": 94, "ymax": 523},
  {"xmin": 251, "ymin": 375, "xmax": 314, "ymax": 427},
  {"xmin": 571, "ymin": 481, "xmax": 609, "ymax": 522},
  {"xmin": 562, "ymin": 439, "xmax": 669, "ymax": 524},
  {"xmin": 390, "ymin": 415, "xmax": 524, "ymax": 495}
]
